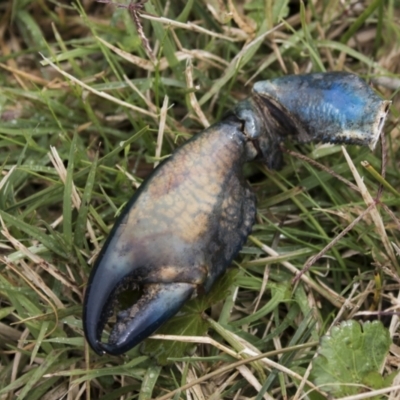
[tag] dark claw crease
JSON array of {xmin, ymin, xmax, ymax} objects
[{"xmin": 83, "ymin": 71, "xmax": 390, "ymax": 356}]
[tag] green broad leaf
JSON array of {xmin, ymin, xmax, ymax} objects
[
  {"xmin": 141, "ymin": 269, "xmax": 239, "ymax": 365},
  {"xmin": 312, "ymin": 320, "xmax": 392, "ymax": 397}
]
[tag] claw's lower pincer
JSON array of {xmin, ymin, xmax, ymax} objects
[{"xmin": 83, "ymin": 72, "xmax": 389, "ymax": 355}]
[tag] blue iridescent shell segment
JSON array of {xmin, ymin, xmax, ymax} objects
[{"xmin": 253, "ymin": 72, "xmax": 390, "ymax": 149}]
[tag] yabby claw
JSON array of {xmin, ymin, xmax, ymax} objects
[{"xmin": 83, "ymin": 72, "xmax": 389, "ymax": 355}]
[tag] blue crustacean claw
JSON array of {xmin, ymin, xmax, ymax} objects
[
  {"xmin": 251, "ymin": 72, "xmax": 389, "ymax": 149},
  {"xmin": 83, "ymin": 72, "xmax": 389, "ymax": 356}
]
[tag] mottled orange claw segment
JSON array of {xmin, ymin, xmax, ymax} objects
[{"xmin": 83, "ymin": 72, "xmax": 389, "ymax": 355}]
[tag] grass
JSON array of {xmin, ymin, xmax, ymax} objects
[{"xmin": 1, "ymin": 0, "xmax": 400, "ymax": 399}]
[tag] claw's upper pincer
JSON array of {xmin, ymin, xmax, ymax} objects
[{"xmin": 83, "ymin": 72, "xmax": 389, "ymax": 355}]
